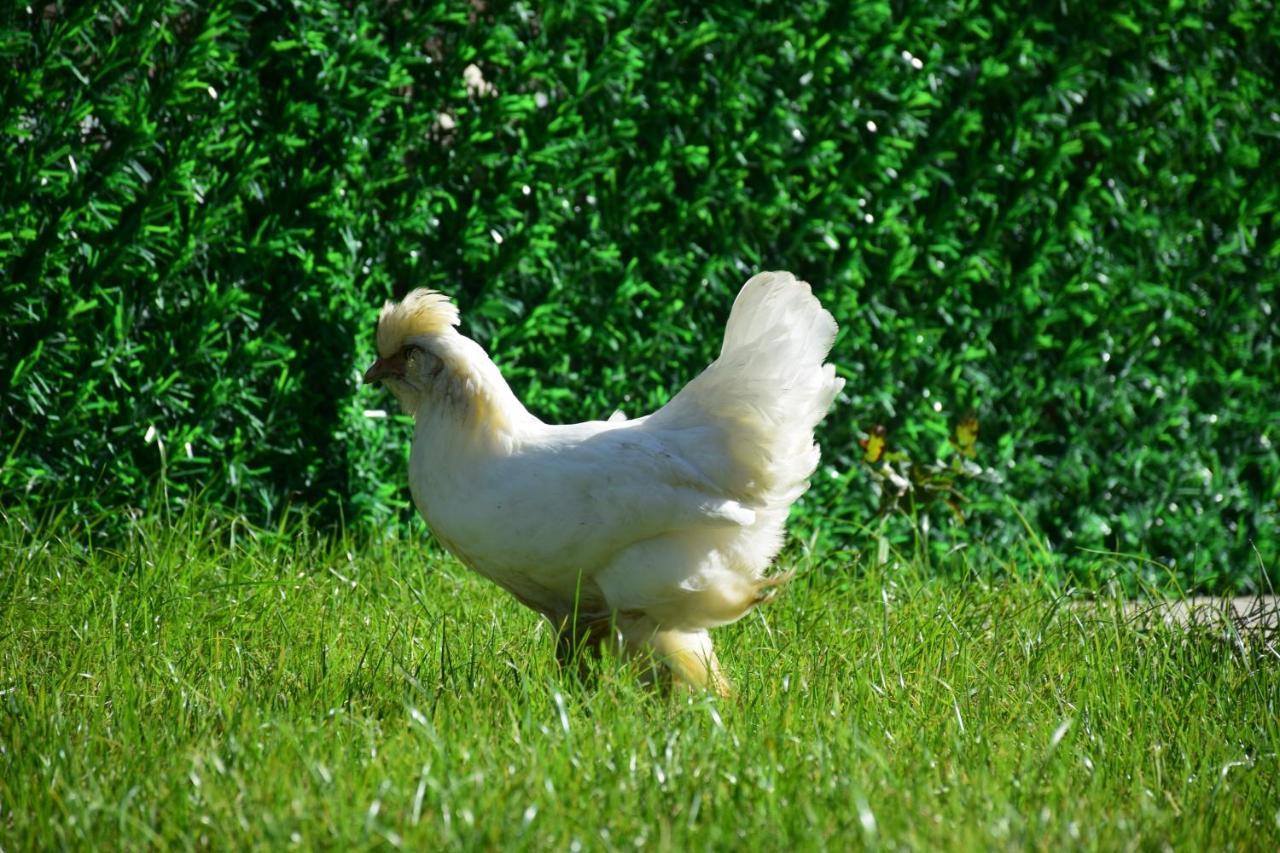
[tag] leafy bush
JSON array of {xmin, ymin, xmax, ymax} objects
[{"xmin": 2, "ymin": 1, "xmax": 1276, "ymax": 587}]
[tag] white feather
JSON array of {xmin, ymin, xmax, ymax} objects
[{"xmin": 372, "ymin": 271, "xmax": 843, "ymax": 693}]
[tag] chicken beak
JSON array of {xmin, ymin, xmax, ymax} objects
[{"xmin": 363, "ymin": 354, "xmax": 404, "ymax": 384}]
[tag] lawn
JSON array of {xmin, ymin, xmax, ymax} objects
[{"xmin": 2, "ymin": 507, "xmax": 1276, "ymax": 849}]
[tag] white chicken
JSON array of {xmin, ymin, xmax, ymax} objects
[{"xmin": 363, "ymin": 272, "xmax": 844, "ymax": 695}]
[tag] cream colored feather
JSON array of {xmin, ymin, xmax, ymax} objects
[{"xmin": 366, "ymin": 272, "xmax": 844, "ymax": 695}]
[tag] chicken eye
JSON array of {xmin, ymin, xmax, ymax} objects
[{"xmin": 401, "ymin": 344, "xmax": 438, "ymax": 375}]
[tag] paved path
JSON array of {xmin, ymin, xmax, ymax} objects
[{"xmin": 1120, "ymin": 596, "xmax": 1279, "ymax": 636}]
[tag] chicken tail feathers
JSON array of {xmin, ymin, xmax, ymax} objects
[
  {"xmin": 651, "ymin": 271, "xmax": 845, "ymax": 513},
  {"xmin": 719, "ymin": 271, "xmax": 838, "ymax": 365}
]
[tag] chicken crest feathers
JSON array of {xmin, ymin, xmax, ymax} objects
[{"xmin": 376, "ymin": 288, "xmax": 460, "ymax": 356}]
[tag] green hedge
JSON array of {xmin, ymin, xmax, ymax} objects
[{"xmin": 3, "ymin": 1, "xmax": 1277, "ymax": 587}]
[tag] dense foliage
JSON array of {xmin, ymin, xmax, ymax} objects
[{"xmin": 2, "ymin": 1, "xmax": 1276, "ymax": 587}]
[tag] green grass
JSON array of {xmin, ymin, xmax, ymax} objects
[{"xmin": 2, "ymin": 507, "xmax": 1276, "ymax": 849}]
